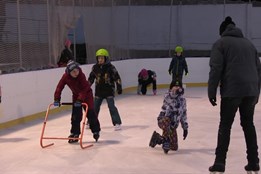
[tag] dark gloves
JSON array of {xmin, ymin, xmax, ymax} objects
[
  {"xmin": 74, "ymin": 100, "xmax": 82, "ymax": 107},
  {"xmin": 183, "ymin": 129, "xmax": 188, "ymax": 140},
  {"xmin": 53, "ymin": 99, "xmax": 61, "ymax": 107},
  {"xmin": 209, "ymin": 97, "xmax": 217, "ymax": 106},
  {"xmin": 117, "ymin": 84, "xmax": 122, "ymax": 95},
  {"xmin": 0, "ymin": 96, "xmax": 1, "ymax": 103},
  {"xmin": 168, "ymin": 70, "xmax": 171, "ymax": 75}
]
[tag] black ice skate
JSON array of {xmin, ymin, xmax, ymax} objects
[
  {"xmin": 245, "ymin": 163, "xmax": 260, "ymax": 174},
  {"xmin": 209, "ymin": 163, "xmax": 225, "ymax": 174},
  {"xmin": 93, "ymin": 132, "xmax": 100, "ymax": 142},
  {"xmin": 68, "ymin": 133, "xmax": 79, "ymax": 143},
  {"xmin": 162, "ymin": 139, "xmax": 170, "ymax": 154},
  {"xmin": 149, "ymin": 131, "xmax": 163, "ymax": 148}
]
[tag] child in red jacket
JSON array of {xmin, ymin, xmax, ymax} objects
[{"xmin": 54, "ymin": 61, "xmax": 101, "ymax": 143}]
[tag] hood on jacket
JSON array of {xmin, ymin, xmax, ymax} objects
[{"xmin": 221, "ymin": 24, "xmax": 244, "ymax": 38}]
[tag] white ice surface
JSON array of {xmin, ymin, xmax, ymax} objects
[{"xmin": 0, "ymin": 87, "xmax": 261, "ymax": 174}]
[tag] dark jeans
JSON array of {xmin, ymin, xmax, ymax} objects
[
  {"xmin": 172, "ymin": 74, "xmax": 183, "ymax": 86},
  {"xmin": 140, "ymin": 81, "xmax": 157, "ymax": 95},
  {"xmin": 94, "ymin": 96, "xmax": 122, "ymax": 126},
  {"xmin": 214, "ymin": 96, "xmax": 259, "ymax": 165},
  {"xmin": 70, "ymin": 105, "xmax": 100, "ymax": 134}
]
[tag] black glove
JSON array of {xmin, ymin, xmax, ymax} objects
[
  {"xmin": 183, "ymin": 129, "xmax": 188, "ymax": 140},
  {"xmin": 0, "ymin": 96, "xmax": 1, "ymax": 103},
  {"xmin": 53, "ymin": 99, "xmax": 61, "ymax": 107},
  {"xmin": 74, "ymin": 100, "xmax": 82, "ymax": 107},
  {"xmin": 117, "ymin": 84, "xmax": 122, "ymax": 95},
  {"xmin": 209, "ymin": 97, "xmax": 217, "ymax": 106},
  {"xmin": 168, "ymin": 70, "xmax": 171, "ymax": 75}
]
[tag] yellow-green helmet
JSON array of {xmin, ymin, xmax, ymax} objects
[
  {"xmin": 96, "ymin": 48, "xmax": 109, "ymax": 57},
  {"xmin": 175, "ymin": 46, "xmax": 183, "ymax": 53}
]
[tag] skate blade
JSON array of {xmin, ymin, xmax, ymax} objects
[
  {"xmin": 247, "ymin": 171, "xmax": 259, "ymax": 174},
  {"xmin": 210, "ymin": 172, "xmax": 224, "ymax": 174},
  {"xmin": 163, "ymin": 150, "xmax": 169, "ymax": 154}
]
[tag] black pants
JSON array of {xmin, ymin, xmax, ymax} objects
[
  {"xmin": 70, "ymin": 106, "xmax": 100, "ymax": 135},
  {"xmin": 214, "ymin": 96, "xmax": 259, "ymax": 165},
  {"xmin": 172, "ymin": 74, "xmax": 183, "ymax": 86},
  {"xmin": 140, "ymin": 81, "xmax": 156, "ymax": 95}
]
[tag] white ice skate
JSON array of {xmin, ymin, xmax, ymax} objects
[
  {"xmin": 114, "ymin": 124, "xmax": 121, "ymax": 131},
  {"xmin": 246, "ymin": 171, "xmax": 259, "ymax": 174}
]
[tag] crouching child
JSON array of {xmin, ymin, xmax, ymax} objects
[{"xmin": 149, "ymin": 81, "xmax": 188, "ymax": 154}]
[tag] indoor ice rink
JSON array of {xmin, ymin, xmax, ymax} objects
[
  {"xmin": 1, "ymin": 1, "xmax": 261, "ymax": 174},
  {"xmin": 1, "ymin": 87, "xmax": 261, "ymax": 174}
]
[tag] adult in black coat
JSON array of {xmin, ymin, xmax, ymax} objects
[{"xmin": 208, "ymin": 16, "xmax": 261, "ymax": 173}]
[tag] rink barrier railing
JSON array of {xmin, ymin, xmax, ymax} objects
[{"xmin": 0, "ymin": 82, "xmax": 207, "ymax": 130}]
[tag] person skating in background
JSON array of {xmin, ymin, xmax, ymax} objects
[
  {"xmin": 168, "ymin": 46, "xmax": 188, "ymax": 86},
  {"xmin": 137, "ymin": 69, "xmax": 157, "ymax": 95},
  {"xmin": 149, "ymin": 81, "xmax": 188, "ymax": 154},
  {"xmin": 208, "ymin": 16, "xmax": 260, "ymax": 173},
  {"xmin": 57, "ymin": 39, "xmax": 74, "ymax": 67},
  {"xmin": 88, "ymin": 48, "xmax": 123, "ymax": 131},
  {"xmin": 54, "ymin": 61, "xmax": 101, "ymax": 142}
]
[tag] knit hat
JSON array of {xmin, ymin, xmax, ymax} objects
[
  {"xmin": 219, "ymin": 16, "xmax": 235, "ymax": 35},
  {"xmin": 169, "ymin": 81, "xmax": 184, "ymax": 96},
  {"xmin": 65, "ymin": 39, "xmax": 71, "ymax": 48},
  {"xmin": 140, "ymin": 69, "xmax": 148, "ymax": 79},
  {"xmin": 66, "ymin": 60, "xmax": 79, "ymax": 74},
  {"xmin": 169, "ymin": 80, "xmax": 182, "ymax": 89}
]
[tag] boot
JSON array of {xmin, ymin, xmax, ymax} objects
[
  {"xmin": 93, "ymin": 132, "xmax": 100, "ymax": 142},
  {"xmin": 245, "ymin": 163, "xmax": 260, "ymax": 172},
  {"xmin": 162, "ymin": 139, "xmax": 170, "ymax": 154},
  {"xmin": 68, "ymin": 133, "xmax": 79, "ymax": 144},
  {"xmin": 149, "ymin": 131, "xmax": 163, "ymax": 148},
  {"xmin": 209, "ymin": 163, "xmax": 225, "ymax": 173}
]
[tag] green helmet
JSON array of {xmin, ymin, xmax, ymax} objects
[
  {"xmin": 175, "ymin": 46, "xmax": 183, "ymax": 53},
  {"xmin": 96, "ymin": 48, "xmax": 109, "ymax": 57}
]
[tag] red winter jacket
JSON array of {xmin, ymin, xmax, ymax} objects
[{"xmin": 54, "ymin": 68, "xmax": 94, "ymax": 109}]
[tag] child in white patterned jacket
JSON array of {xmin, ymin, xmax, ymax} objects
[{"xmin": 149, "ymin": 81, "xmax": 188, "ymax": 154}]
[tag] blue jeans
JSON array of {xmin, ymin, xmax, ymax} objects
[{"xmin": 94, "ymin": 96, "xmax": 122, "ymax": 126}]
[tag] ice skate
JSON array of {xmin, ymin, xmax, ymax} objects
[
  {"xmin": 149, "ymin": 131, "xmax": 162, "ymax": 148},
  {"xmin": 114, "ymin": 124, "xmax": 121, "ymax": 131},
  {"xmin": 209, "ymin": 163, "xmax": 225, "ymax": 174},
  {"xmin": 68, "ymin": 133, "xmax": 79, "ymax": 143},
  {"xmin": 93, "ymin": 132, "xmax": 100, "ymax": 142},
  {"xmin": 246, "ymin": 171, "xmax": 259, "ymax": 174},
  {"xmin": 162, "ymin": 140, "xmax": 170, "ymax": 154},
  {"xmin": 245, "ymin": 163, "xmax": 259, "ymax": 174}
]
